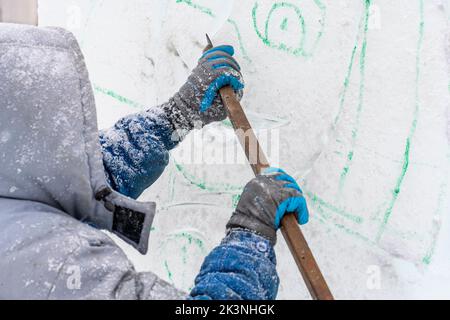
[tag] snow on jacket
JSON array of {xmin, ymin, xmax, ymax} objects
[{"xmin": 0, "ymin": 23, "xmax": 278, "ymax": 300}]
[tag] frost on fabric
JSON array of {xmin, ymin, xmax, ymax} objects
[
  {"xmin": 189, "ymin": 230, "xmax": 279, "ymax": 300},
  {"xmin": 0, "ymin": 30, "xmax": 91, "ymax": 211},
  {"xmin": 99, "ymin": 106, "xmax": 177, "ymax": 199}
]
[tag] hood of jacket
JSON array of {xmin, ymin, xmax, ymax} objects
[{"xmin": 0, "ymin": 23, "xmax": 155, "ymax": 254}]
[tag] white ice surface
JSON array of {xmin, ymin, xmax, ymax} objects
[{"xmin": 39, "ymin": 0, "xmax": 450, "ymax": 299}]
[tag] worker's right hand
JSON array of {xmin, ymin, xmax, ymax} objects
[
  {"xmin": 226, "ymin": 168, "xmax": 309, "ymax": 245},
  {"xmin": 170, "ymin": 45, "xmax": 244, "ymax": 130}
]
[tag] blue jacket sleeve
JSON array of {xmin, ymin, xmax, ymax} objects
[
  {"xmin": 99, "ymin": 108, "xmax": 179, "ymax": 199},
  {"xmin": 189, "ymin": 229, "xmax": 279, "ymax": 300}
]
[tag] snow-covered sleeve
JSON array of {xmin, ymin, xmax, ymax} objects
[
  {"xmin": 99, "ymin": 102, "xmax": 181, "ymax": 199},
  {"xmin": 189, "ymin": 229, "xmax": 280, "ymax": 300}
]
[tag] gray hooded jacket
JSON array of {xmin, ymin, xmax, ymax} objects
[{"xmin": 0, "ymin": 23, "xmax": 184, "ymax": 299}]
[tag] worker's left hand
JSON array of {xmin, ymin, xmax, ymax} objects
[
  {"xmin": 226, "ymin": 168, "xmax": 309, "ymax": 245},
  {"xmin": 170, "ymin": 45, "xmax": 244, "ymax": 129}
]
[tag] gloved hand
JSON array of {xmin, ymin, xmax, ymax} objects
[
  {"xmin": 165, "ymin": 45, "xmax": 244, "ymax": 135},
  {"xmin": 226, "ymin": 168, "xmax": 309, "ymax": 245}
]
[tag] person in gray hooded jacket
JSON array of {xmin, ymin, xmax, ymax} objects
[{"xmin": 0, "ymin": 23, "xmax": 309, "ymax": 300}]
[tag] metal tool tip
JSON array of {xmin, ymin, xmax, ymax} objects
[{"xmin": 205, "ymin": 33, "xmax": 213, "ymax": 47}]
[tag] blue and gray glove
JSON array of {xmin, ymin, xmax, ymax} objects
[
  {"xmin": 226, "ymin": 168, "xmax": 309, "ymax": 245},
  {"xmin": 163, "ymin": 45, "xmax": 244, "ymax": 137}
]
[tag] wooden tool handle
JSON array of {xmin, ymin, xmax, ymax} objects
[{"xmin": 219, "ymin": 86, "xmax": 334, "ymax": 300}]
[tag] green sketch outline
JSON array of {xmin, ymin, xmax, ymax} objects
[
  {"xmin": 252, "ymin": 0, "xmax": 327, "ymax": 58},
  {"xmin": 375, "ymin": 0, "xmax": 425, "ymax": 242},
  {"xmin": 158, "ymin": 230, "xmax": 208, "ymax": 286},
  {"xmin": 338, "ymin": 0, "xmax": 371, "ymax": 188}
]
